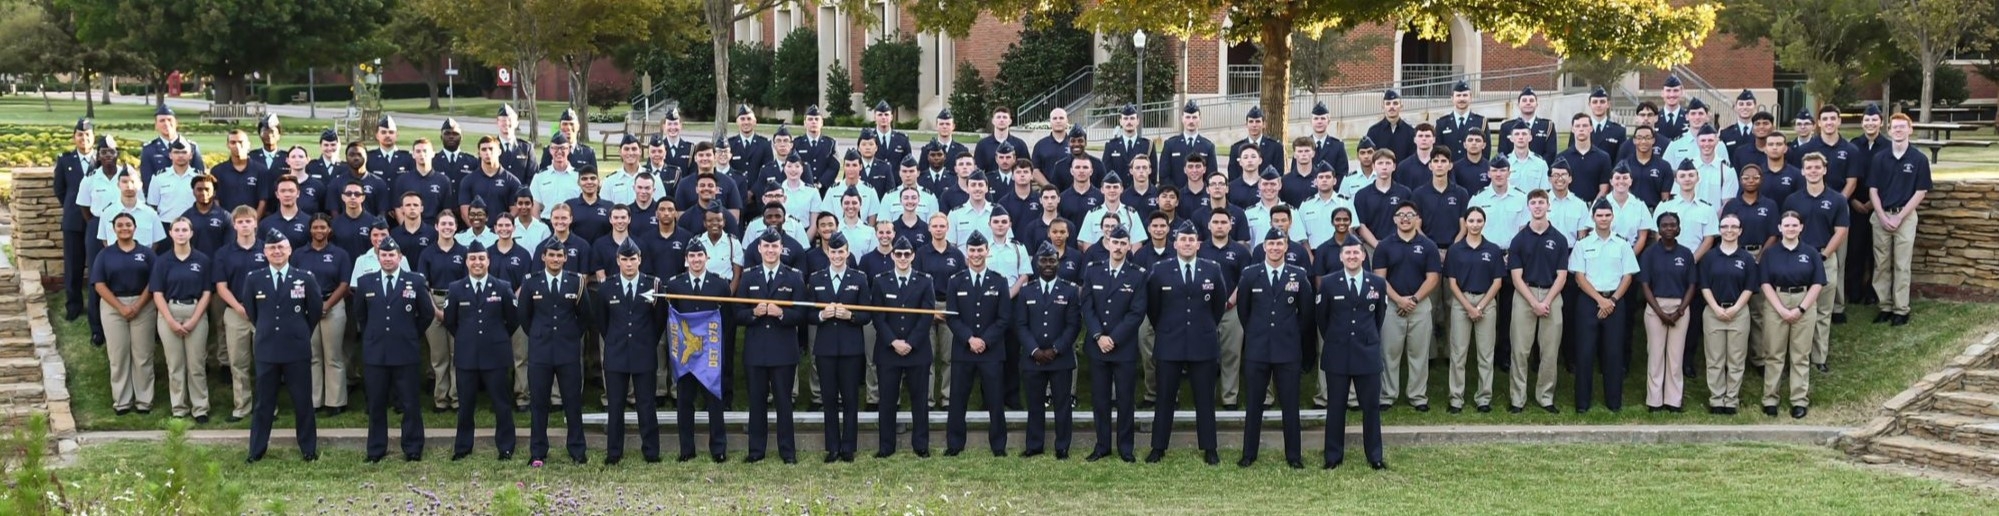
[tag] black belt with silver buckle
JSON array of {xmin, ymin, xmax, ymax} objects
[
  {"xmin": 1463, "ymin": 290, "xmax": 1488, "ymax": 296},
  {"xmin": 1775, "ymin": 285, "xmax": 1811, "ymax": 294},
  {"xmin": 1718, "ymin": 301, "xmax": 1736, "ymax": 308},
  {"xmin": 169, "ymin": 298, "xmax": 200, "ymax": 304},
  {"xmin": 1527, "ymin": 283, "xmax": 1553, "ymax": 289},
  {"xmin": 1743, "ymin": 244, "xmax": 1762, "ymax": 252},
  {"xmin": 431, "ymin": 289, "xmax": 450, "ymax": 296},
  {"xmin": 1884, "ymin": 206, "xmax": 1906, "ymax": 214}
]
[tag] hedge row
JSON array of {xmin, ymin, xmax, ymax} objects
[{"xmin": 260, "ymin": 82, "xmax": 485, "ymax": 105}]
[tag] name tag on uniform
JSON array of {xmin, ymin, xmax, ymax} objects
[
  {"xmin": 1054, "ymin": 297, "xmax": 1068, "ymax": 305},
  {"xmin": 814, "ymin": 286, "xmax": 826, "ymax": 291},
  {"xmin": 956, "ymin": 291, "xmax": 968, "ymax": 296},
  {"xmin": 458, "ymin": 301, "xmax": 471, "ymax": 306},
  {"xmin": 532, "ymin": 293, "xmax": 544, "ymax": 300},
  {"xmin": 609, "ymin": 299, "xmax": 621, "ymax": 305},
  {"xmin": 564, "ymin": 293, "xmax": 577, "ymax": 299},
  {"xmin": 1025, "ymin": 300, "xmax": 1036, "ymax": 305},
  {"xmin": 885, "ymin": 293, "xmax": 898, "ymax": 299},
  {"xmin": 1161, "ymin": 286, "xmax": 1172, "ymax": 291},
  {"xmin": 1333, "ymin": 295, "xmax": 1345, "ymax": 300},
  {"xmin": 1441, "ymin": 128, "xmax": 1453, "ymax": 134},
  {"xmin": 255, "ymin": 292, "xmax": 267, "ymax": 300},
  {"xmin": 1251, "ymin": 288, "xmax": 1263, "ymax": 293},
  {"xmin": 749, "ymin": 286, "xmax": 761, "ymax": 291},
  {"xmin": 986, "ymin": 290, "xmax": 999, "ymax": 297},
  {"xmin": 1092, "ymin": 285, "xmax": 1104, "ymax": 290},
  {"xmin": 365, "ymin": 292, "xmax": 377, "ymax": 298}
]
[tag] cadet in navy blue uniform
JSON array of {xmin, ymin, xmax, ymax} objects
[
  {"xmin": 367, "ymin": 116, "xmax": 417, "ymax": 182},
  {"xmin": 1080, "ymin": 227, "xmax": 1146, "ymax": 462},
  {"xmin": 329, "ymin": 142, "xmax": 392, "ymax": 216},
  {"xmin": 1145, "ymin": 224, "xmax": 1228, "ymax": 465},
  {"xmin": 1103, "ymin": 104, "xmax": 1152, "ymax": 179},
  {"xmin": 1761, "ymin": 212, "xmax": 1825, "ymax": 419},
  {"xmin": 809, "ymin": 233, "xmax": 871, "ymax": 462},
  {"xmin": 1158, "ymin": 101, "xmax": 1217, "ymax": 190},
  {"xmin": 872, "ymin": 237, "xmax": 935, "ymax": 456},
  {"xmin": 1317, "ymin": 236, "xmax": 1389, "ymax": 470},
  {"xmin": 535, "ymin": 109, "xmax": 596, "ymax": 178},
  {"xmin": 1365, "ymin": 90, "xmax": 1417, "ymax": 162},
  {"xmin": 665, "ymin": 240, "xmax": 733, "ymax": 462},
  {"xmin": 1017, "ymin": 243, "xmax": 1080, "ymax": 459},
  {"xmin": 518, "ymin": 240, "xmax": 592, "ymax": 464},
  {"xmin": 1434, "ymin": 82, "xmax": 1487, "ymax": 161},
  {"xmin": 736, "ymin": 231, "xmax": 807, "ymax": 463},
  {"xmin": 1237, "ymin": 228, "xmax": 1315, "ymax": 469},
  {"xmin": 353, "ymin": 238, "xmax": 433, "ymax": 462},
  {"xmin": 492, "ymin": 105, "xmax": 538, "ymax": 183},
  {"xmin": 1560, "ymin": 113, "xmax": 1617, "ymax": 202},
  {"xmin": 445, "ymin": 242, "xmax": 518, "ymax": 461},
  {"xmin": 94, "ymin": 213, "xmax": 158, "ymax": 415},
  {"xmin": 727, "ymin": 105, "xmax": 774, "ymax": 176},
  {"xmin": 141, "ymin": 104, "xmax": 204, "ymax": 188},
  {"xmin": 433, "ymin": 119, "xmax": 480, "ymax": 184},
  {"xmin": 1498, "ymin": 87, "xmax": 1555, "ymax": 161},
  {"xmin": 240, "ymin": 230, "xmax": 324, "ymax": 463},
  {"xmin": 592, "ymin": 239, "xmax": 668, "ymax": 464},
  {"xmin": 943, "ymin": 233, "xmax": 1010, "ymax": 457},
  {"xmin": 59, "ymin": 118, "xmax": 94, "ymax": 322}
]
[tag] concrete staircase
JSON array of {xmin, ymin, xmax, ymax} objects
[{"xmin": 1841, "ymin": 331, "xmax": 1999, "ymax": 476}]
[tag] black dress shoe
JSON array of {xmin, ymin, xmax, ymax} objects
[
  {"xmin": 1287, "ymin": 459, "xmax": 1304, "ymax": 469},
  {"xmin": 1055, "ymin": 450, "xmax": 1068, "ymax": 460},
  {"xmin": 1791, "ymin": 406, "xmax": 1808, "ymax": 419},
  {"xmin": 1575, "ymin": 407, "xmax": 1590, "ymax": 414},
  {"xmin": 1763, "ymin": 405, "xmax": 1779, "ymax": 417},
  {"xmin": 1021, "ymin": 449, "xmax": 1043, "ymax": 458},
  {"xmin": 677, "ymin": 453, "xmax": 696, "ymax": 462},
  {"xmin": 1347, "ymin": 403, "xmax": 1361, "ymax": 411},
  {"xmin": 1120, "ymin": 452, "xmax": 1136, "ymax": 463},
  {"xmin": 1446, "ymin": 406, "xmax": 1461, "ymax": 414},
  {"xmin": 226, "ymin": 415, "xmax": 243, "ymax": 423},
  {"xmin": 1832, "ymin": 313, "xmax": 1847, "ymax": 324},
  {"xmin": 1647, "ymin": 406, "xmax": 1662, "ymax": 413},
  {"xmin": 1236, "ymin": 456, "xmax": 1255, "ymax": 468},
  {"xmin": 645, "ymin": 455, "xmax": 662, "ymax": 463},
  {"xmin": 1086, "ymin": 451, "xmax": 1109, "ymax": 462},
  {"xmin": 499, "ymin": 451, "xmax": 514, "ymax": 461},
  {"xmin": 712, "ymin": 453, "xmax": 726, "ymax": 463},
  {"xmin": 744, "ymin": 454, "xmax": 764, "ymax": 464},
  {"xmin": 194, "ymin": 415, "xmax": 210, "ymax": 424},
  {"xmin": 245, "ymin": 455, "xmax": 262, "ymax": 464},
  {"xmin": 1145, "ymin": 449, "xmax": 1165, "ymax": 463},
  {"xmin": 1476, "ymin": 405, "xmax": 1491, "ymax": 413},
  {"xmin": 431, "ymin": 406, "xmax": 450, "ymax": 414},
  {"xmin": 1313, "ymin": 403, "xmax": 1328, "ymax": 410},
  {"xmin": 1378, "ymin": 403, "xmax": 1393, "ymax": 412},
  {"xmin": 605, "ymin": 456, "xmax": 623, "ymax": 465},
  {"xmin": 1707, "ymin": 406, "xmax": 1723, "ymax": 415},
  {"xmin": 1412, "ymin": 404, "xmax": 1430, "ymax": 413},
  {"xmin": 114, "ymin": 408, "xmax": 130, "ymax": 416},
  {"xmin": 993, "ymin": 449, "xmax": 1008, "ymax": 458},
  {"xmin": 874, "ymin": 450, "xmax": 894, "ymax": 459},
  {"xmin": 865, "ymin": 403, "xmax": 879, "ymax": 412},
  {"xmin": 1667, "ymin": 405, "xmax": 1684, "ymax": 413},
  {"xmin": 914, "ymin": 449, "xmax": 931, "ymax": 458},
  {"xmin": 782, "ymin": 456, "xmax": 797, "ymax": 464},
  {"xmin": 1893, "ymin": 314, "xmax": 1910, "ymax": 326},
  {"xmin": 1223, "ymin": 404, "xmax": 1239, "ymax": 411},
  {"xmin": 1723, "ymin": 407, "xmax": 1738, "ymax": 415},
  {"xmin": 1874, "ymin": 312, "xmax": 1893, "ymax": 324},
  {"xmin": 1814, "ymin": 363, "xmax": 1829, "ymax": 374},
  {"xmin": 1322, "ymin": 459, "xmax": 1342, "ymax": 470},
  {"xmin": 365, "ymin": 455, "xmax": 384, "ymax": 463},
  {"xmin": 1139, "ymin": 401, "xmax": 1155, "ymax": 410},
  {"xmin": 515, "ymin": 404, "xmax": 528, "ymax": 412},
  {"xmin": 1508, "ymin": 405, "xmax": 1524, "ymax": 414},
  {"xmin": 1541, "ymin": 405, "xmax": 1558, "ymax": 414},
  {"xmin": 302, "ymin": 453, "xmax": 318, "ymax": 462},
  {"xmin": 91, "ymin": 334, "xmax": 105, "ymax": 346},
  {"xmin": 839, "ymin": 452, "xmax": 854, "ymax": 462},
  {"xmin": 1369, "ymin": 460, "xmax": 1387, "ymax": 470},
  {"xmin": 944, "ymin": 448, "xmax": 963, "ymax": 457},
  {"xmin": 570, "ymin": 455, "xmax": 587, "ymax": 464},
  {"xmin": 824, "ymin": 452, "xmax": 839, "ymax": 463},
  {"xmin": 405, "ymin": 454, "xmax": 421, "ymax": 462},
  {"xmin": 1203, "ymin": 450, "xmax": 1220, "ymax": 466}
]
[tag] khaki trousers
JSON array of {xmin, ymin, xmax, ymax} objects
[
  {"xmin": 1872, "ymin": 211, "xmax": 1917, "ymax": 315},
  {"xmin": 426, "ymin": 291, "xmax": 456, "ymax": 409},
  {"xmin": 1508, "ymin": 287, "xmax": 1564, "ymax": 408},
  {"xmin": 103, "ymin": 296, "xmax": 158, "ymax": 411},
  {"xmin": 311, "ymin": 299, "xmax": 349, "ymax": 408},
  {"xmin": 157, "ymin": 300, "xmax": 211, "ymax": 417},
  {"xmin": 1448, "ymin": 295, "xmax": 1498, "ymax": 408},
  {"xmin": 1761, "ymin": 291, "xmax": 1814, "ymax": 407},
  {"xmin": 223, "ymin": 306, "xmax": 257, "ymax": 418},
  {"xmin": 1702, "ymin": 303, "xmax": 1751, "ymax": 409},
  {"xmin": 1812, "ymin": 253, "xmax": 1841, "ymax": 364},
  {"xmin": 1217, "ymin": 309, "xmax": 1244, "ymax": 405},
  {"xmin": 931, "ymin": 301, "xmax": 953, "ymax": 407},
  {"xmin": 1642, "ymin": 298, "xmax": 1690, "ymax": 408},
  {"xmin": 515, "ymin": 328, "xmax": 533, "ymax": 405},
  {"xmin": 1381, "ymin": 296, "xmax": 1434, "ymax": 406}
]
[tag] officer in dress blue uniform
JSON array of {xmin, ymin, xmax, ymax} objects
[
  {"xmin": 518, "ymin": 239, "xmax": 593, "ymax": 464},
  {"xmin": 1435, "ymin": 81, "xmax": 1488, "ymax": 161},
  {"xmin": 808, "ymin": 233, "xmax": 871, "ymax": 462},
  {"xmin": 872, "ymin": 237, "xmax": 935, "ymax": 457},
  {"xmin": 866, "ymin": 101, "xmax": 914, "ymax": 170},
  {"xmin": 1317, "ymin": 236, "xmax": 1389, "ymax": 470},
  {"xmin": 434, "ymin": 118, "xmax": 481, "ymax": 185},
  {"xmin": 353, "ymin": 237, "xmax": 433, "ymax": 462},
  {"xmin": 494, "ymin": 105, "xmax": 538, "ymax": 182},
  {"xmin": 1498, "ymin": 87, "xmax": 1555, "ymax": 161},
  {"xmin": 1656, "ymin": 76, "xmax": 1691, "ymax": 142},
  {"xmin": 1080, "ymin": 226, "xmax": 1147, "ymax": 462},
  {"xmin": 141, "ymin": 103, "xmax": 203, "ymax": 189},
  {"xmin": 240, "ymin": 230, "xmax": 323, "ymax": 463},
  {"xmin": 664, "ymin": 239, "xmax": 733, "ymax": 462},
  {"xmin": 1017, "ymin": 242, "xmax": 1081, "ymax": 459},
  {"xmin": 1145, "ymin": 222, "xmax": 1228, "ymax": 465},
  {"xmin": 1158, "ymin": 101, "xmax": 1217, "ymax": 191},
  {"xmin": 1365, "ymin": 90, "xmax": 1417, "ymax": 162},
  {"xmin": 1103, "ymin": 105, "xmax": 1152, "ymax": 180},
  {"xmin": 366, "ymin": 116, "xmax": 417, "ymax": 183},
  {"xmin": 1237, "ymin": 228, "xmax": 1315, "ymax": 469},
  {"xmin": 1229, "ymin": 106, "xmax": 1286, "ymax": 182},
  {"xmin": 445, "ymin": 241, "xmax": 518, "ymax": 461},
  {"xmin": 59, "ymin": 118, "xmax": 94, "ymax": 322},
  {"xmin": 944, "ymin": 233, "xmax": 1010, "ymax": 457},
  {"xmin": 1576, "ymin": 87, "xmax": 1628, "ymax": 153},
  {"xmin": 591, "ymin": 239, "xmax": 668, "ymax": 464},
  {"xmin": 727, "ymin": 104, "xmax": 774, "ymax": 175},
  {"xmin": 735, "ymin": 230, "xmax": 807, "ymax": 463}
]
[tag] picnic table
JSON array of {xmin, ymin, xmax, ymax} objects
[
  {"xmin": 1909, "ymin": 138, "xmax": 1994, "ymax": 162},
  {"xmin": 1912, "ymin": 122, "xmax": 1972, "ymax": 141}
]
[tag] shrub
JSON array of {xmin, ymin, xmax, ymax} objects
[
  {"xmin": 262, "ymin": 82, "xmax": 485, "ymax": 105},
  {"xmin": 587, "ymin": 82, "xmax": 631, "ymax": 112},
  {"xmin": 768, "ymin": 28, "xmax": 821, "ymax": 113},
  {"xmin": 1891, "ymin": 63, "xmax": 1970, "ymax": 108},
  {"xmin": 992, "ymin": 10, "xmax": 1093, "ymax": 114},
  {"xmin": 859, "ymin": 33, "xmax": 921, "ymax": 113},
  {"xmin": 729, "ymin": 41, "xmax": 777, "ymax": 107},
  {"xmin": 825, "ymin": 60, "xmax": 855, "ymax": 118},
  {"xmin": 949, "ymin": 62, "xmax": 992, "ymax": 133}
]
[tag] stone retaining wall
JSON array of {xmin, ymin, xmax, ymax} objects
[
  {"xmin": 1913, "ymin": 180, "xmax": 1999, "ymax": 298},
  {"xmin": 9, "ymin": 168, "xmax": 61, "ymax": 278}
]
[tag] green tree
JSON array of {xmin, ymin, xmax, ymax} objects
[
  {"xmin": 990, "ymin": 9, "xmax": 1093, "ymax": 117},
  {"xmin": 859, "ymin": 33, "xmax": 921, "ymax": 113},
  {"xmin": 730, "ymin": 41, "xmax": 776, "ymax": 107},
  {"xmin": 701, "ymin": 0, "xmax": 875, "ymax": 139},
  {"xmin": 418, "ymin": 0, "xmax": 655, "ymax": 140},
  {"xmin": 1721, "ymin": 0, "xmax": 1892, "ymax": 110},
  {"xmin": 904, "ymin": 0, "xmax": 1718, "ymax": 141},
  {"xmin": 949, "ymin": 61, "xmax": 992, "ymax": 132},
  {"xmin": 71, "ymin": 0, "xmax": 395, "ymax": 104},
  {"xmin": 383, "ymin": 8, "xmax": 455, "ymax": 111},
  {"xmin": 1878, "ymin": 0, "xmax": 1999, "ymax": 121},
  {"xmin": 1093, "ymin": 30, "xmax": 1178, "ymax": 108},
  {"xmin": 767, "ymin": 27, "xmax": 821, "ymax": 113},
  {"xmin": 825, "ymin": 59, "xmax": 855, "ymax": 118},
  {"xmin": 1289, "ymin": 26, "xmax": 1387, "ymax": 97}
]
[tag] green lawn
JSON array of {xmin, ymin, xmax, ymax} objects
[
  {"xmin": 302, "ymin": 98, "xmax": 573, "ymax": 118},
  {"xmin": 40, "ymin": 440, "xmax": 1999, "ymax": 513},
  {"xmin": 52, "ymin": 290, "xmax": 1999, "ymax": 431}
]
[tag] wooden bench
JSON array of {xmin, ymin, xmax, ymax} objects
[
  {"xmin": 1910, "ymin": 139, "xmax": 1995, "ymax": 162},
  {"xmin": 290, "ymin": 92, "xmax": 310, "ymax": 104},
  {"xmin": 202, "ymin": 103, "xmax": 267, "ymax": 124}
]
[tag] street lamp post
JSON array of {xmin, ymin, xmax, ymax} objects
[{"xmin": 1133, "ymin": 30, "xmax": 1147, "ymax": 138}]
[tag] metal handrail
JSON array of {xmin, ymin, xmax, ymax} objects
[
  {"xmin": 1016, "ymin": 66, "xmax": 1097, "ymax": 125},
  {"xmin": 1084, "ymin": 62, "xmax": 1568, "ymax": 125}
]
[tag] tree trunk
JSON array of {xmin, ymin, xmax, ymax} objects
[
  {"xmin": 424, "ymin": 62, "xmax": 441, "ymax": 111},
  {"xmin": 1258, "ymin": 17, "xmax": 1296, "ymax": 141},
  {"xmin": 40, "ymin": 80, "xmax": 51, "ymax": 112},
  {"xmin": 518, "ymin": 57, "xmax": 541, "ymax": 143},
  {"xmin": 82, "ymin": 69, "xmax": 95, "ymax": 118},
  {"xmin": 1918, "ymin": 49, "xmax": 1937, "ymax": 123},
  {"xmin": 103, "ymin": 76, "xmax": 112, "ymax": 105},
  {"xmin": 577, "ymin": 55, "xmax": 593, "ymax": 139},
  {"xmin": 707, "ymin": 0, "xmax": 734, "ymax": 141}
]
